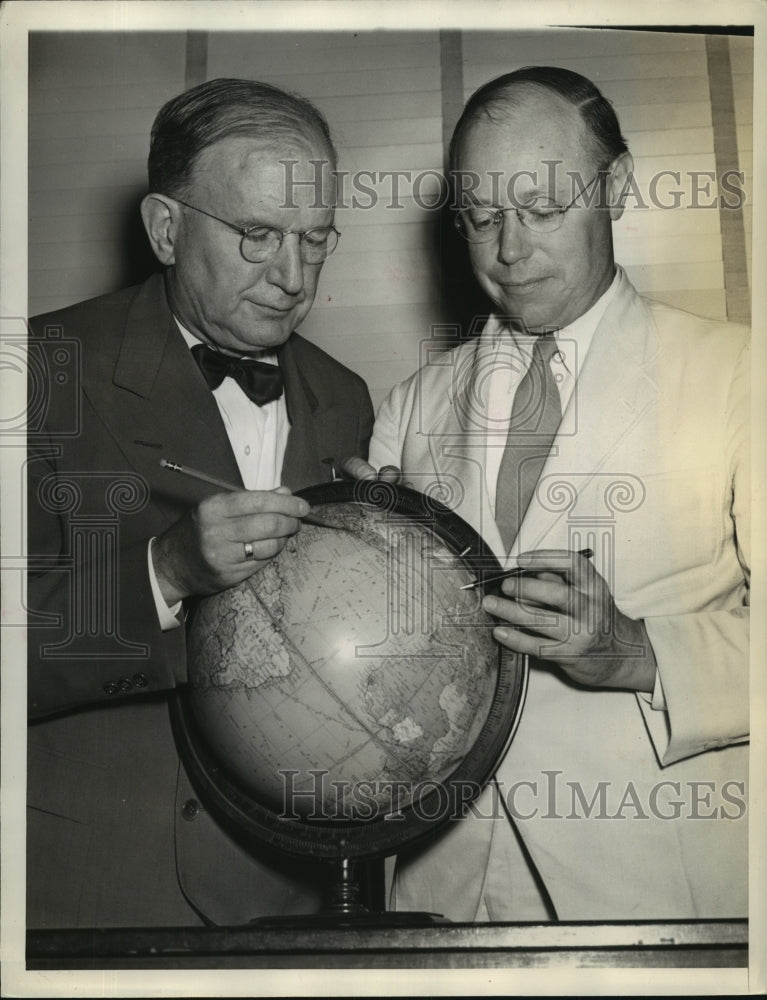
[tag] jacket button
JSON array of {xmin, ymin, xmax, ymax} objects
[
  {"xmin": 132, "ymin": 673, "xmax": 148, "ymax": 688},
  {"xmin": 119, "ymin": 676, "xmax": 133, "ymax": 691},
  {"xmin": 182, "ymin": 798, "xmax": 201, "ymax": 821},
  {"xmin": 103, "ymin": 681, "xmax": 119, "ymax": 696}
]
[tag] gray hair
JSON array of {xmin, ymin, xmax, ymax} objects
[{"xmin": 148, "ymin": 77, "xmax": 337, "ymax": 197}]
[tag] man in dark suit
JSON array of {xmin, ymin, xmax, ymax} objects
[{"xmin": 27, "ymin": 78, "xmax": 374, "ymax": 927}]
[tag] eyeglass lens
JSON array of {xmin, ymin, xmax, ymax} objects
[{"xmin": 241, "ymin": 227, "xmax": 337, "ymax": 263}]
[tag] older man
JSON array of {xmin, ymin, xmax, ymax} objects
[
  {"xmin": 363, "ymin": 67, "xmax": 749, "ymax": 920},
  {"xmin": 27, "ymin": 79, "xmax": 373, "ymax": 927}
]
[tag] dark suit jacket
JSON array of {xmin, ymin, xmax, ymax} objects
[{"xmin": 27, "ymin": 273, "xmax": 374, "ymax": 927}]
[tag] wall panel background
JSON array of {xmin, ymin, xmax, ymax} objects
[{"xmin": 28, "ymin": 33, "xmax": 188, "ymax": 316}]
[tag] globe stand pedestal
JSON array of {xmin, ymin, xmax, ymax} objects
[
  {"xmin": 325, "ymin": 858, "xmax": 367, "ymax": 916},
  {"xmin": 248, "ymin": 858, "xmax": 450, "ymax": 928}
]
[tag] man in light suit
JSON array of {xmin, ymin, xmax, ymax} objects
[
  {"xmin": 27, "ymin": 79, "xmax": 373, "ymax": 927},
  {"xmin": 355, "ymin": 67, "xmax": 749, "ymax": 920}
]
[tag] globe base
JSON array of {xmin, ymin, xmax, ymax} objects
[
  {"xmin": 245, "ymin": 857, "xmax": 451, "ymax": 926},
  {"xmin": 248, "ymin": 911, "xmax": 451, "ymax": 928}
]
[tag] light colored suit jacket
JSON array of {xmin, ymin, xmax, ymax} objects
[{"xmin": 369, "ymin": 268, "xmax": 749, "ymax": 920}]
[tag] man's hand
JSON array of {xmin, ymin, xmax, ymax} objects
[
  {"xmin": 152, "ymin": 486, "xmax": 309, "ymax": 604},
  {"xmin": 482, "ymin": 549, "xmax": 657, "ymax": 692},
  {"xmin": 341, "ymin": 457, "xmax": 402, "ymax": 483}
]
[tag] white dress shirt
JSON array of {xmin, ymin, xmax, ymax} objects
[{"xmin": 149, "ymin": 321, "xmax": 290, "ymax": 629}]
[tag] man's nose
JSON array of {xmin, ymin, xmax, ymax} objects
[
  {"xmin": 497, "ymin": 210, "xmax": 533, "ymax": 265},
  {"xmin": 267, "ymin": 233, "xmax": 304, "ymax": 295}
]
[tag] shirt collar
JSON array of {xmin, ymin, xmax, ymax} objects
[
  {"xmin": 481, "ymin": 268, "xmax": 621, "ymax": 376},
  {"xmin": 173, "ymin": 317, "xmax": 278, "ymax": 366}
]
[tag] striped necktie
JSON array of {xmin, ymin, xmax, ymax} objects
[{"xmin": 495, "ymin": 334, "xmax": 562, "ymax": 552}]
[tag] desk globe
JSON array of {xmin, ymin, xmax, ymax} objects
[{"xmin": 172, "ymin": 480, "xmax": 527, "ymax": 917}]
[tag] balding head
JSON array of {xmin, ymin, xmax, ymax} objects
[{"xmin": 450, "ymin": 66, "xmax": 628, "ymax": 174}]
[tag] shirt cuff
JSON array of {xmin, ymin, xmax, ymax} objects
[
  {"xmin": 650, "ymin": 666, "xmax": 667, "ymax": 710},
  {"xmin": 148, "ymin": 537, "xmax": 183, "ymax": 631},
  {"xmin": 636, "ymin": 667, "xmax": 666, "ymax": 711}
]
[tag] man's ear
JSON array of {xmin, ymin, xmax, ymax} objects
[
  {"xmin": 140, "ymin": 193, "xmax": 180, "ymax": 266},
  {"xmin": 606, "ymin": 151, "xmax": 634, "ymax": 222}
]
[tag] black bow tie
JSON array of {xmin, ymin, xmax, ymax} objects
[{"xmin": 191, "ymin": 343, "xmax": 283, "ymax": 407}]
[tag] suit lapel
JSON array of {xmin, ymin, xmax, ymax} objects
[
  {"xmin": 279, "ymin": 337, "xmax": 323, "ymax": 489},
  {"xmin": 513, "ymin": 270, "xmax": 660, "ymax": 555},
  {"xmin": 279, "ymin": 335, "xmax": 351, "ymax": 490},
  {"xmin": 94, "ymin": 274, "xmax": 242, "ymax": 521},
  {"xmin": 425, "ymin": 338, "xmax": 506, "ymax": 557}
]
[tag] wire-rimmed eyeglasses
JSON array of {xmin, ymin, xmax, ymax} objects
[
  {"xmin": 454, "ymin": 171, "xmax": 606, "ymax": 242},
  {"xmin": 174, "ymin": 198, "xmax": 340, "ymax": 264}
]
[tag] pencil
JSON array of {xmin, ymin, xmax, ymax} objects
[
  {"xmin": 159, "ymin": 459, "xmax": 350, "ymax": 531},
  {"xmin": 160, "ymin": 459, "xmax": 239, "ymax": 493},
  {"xmin": 460, "ymin": 547, "xmax": 594, "ymax": 591}
]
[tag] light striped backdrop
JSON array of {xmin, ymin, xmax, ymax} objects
[{"xmin": 29, "ymin": 28, "xmax": 752, "ymax": 409}]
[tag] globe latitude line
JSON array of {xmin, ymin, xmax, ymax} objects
[
  {"xmin": 286, "ymin": 519, "xmax": 496, "ymax": 782},
  {"xmin": 291, "ymin": 523, "xmax": 494, "ymax": 778},
  {"xmin": 240, "ymin": 542, "xmax": 446, "ymax": 786}
]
